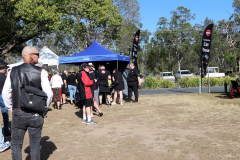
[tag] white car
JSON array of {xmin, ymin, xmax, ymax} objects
[
  {"xmin": 160, "ymin": 72, "xmax": 175, "ymax": 82},
  {"xmin": 175, "ymin": 70, "xmax": 194, "ymax": 81},
  {"xmin": 196, "ymin": 67, "xmax": 225, "ymax": 78}
]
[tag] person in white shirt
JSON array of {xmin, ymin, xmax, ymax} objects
[
  {"xmin": 2, "ymin": 46, "xmax": 53, "ymax": 160},
  {"xmin": 51, "ymin": 69, "xmax": 63, "ymax": 110}
]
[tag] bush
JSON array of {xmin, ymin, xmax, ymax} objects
[
  {"xmin": 227, "ymin": 72, "xmax": 238, "ymax": 78},
  {"xmin": 142, "ymin": 75, "xmax": 175, "ymax": 89},
  {"xmin": 141, "ymin": 75, "xmax": 238, "ymax": 89},
  {"xmin": 177, "ymin": 76, "xmax": 237, "ymax": 88},
  {"xmin": 178, "ymin": 77, "xmax": 200, "ymax": 88}
]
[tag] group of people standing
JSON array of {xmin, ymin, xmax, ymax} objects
[
  {"xmin": 0, "ymin": 45, "xmax": 141, "ymax": 159},
  {"xmin": 48, "ymin": 62, "xmax": 126, "ymax": 124},
  {"xmin": 50, "ymin": 69, "xmax": 77, "ymax": 109}
]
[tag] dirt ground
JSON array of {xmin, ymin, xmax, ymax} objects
[{"xmin": 1, "ymin": 93, "xmax": 240, "ymax": 160}]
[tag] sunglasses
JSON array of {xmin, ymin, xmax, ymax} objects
[{"xmin": 30, "ymin": 53, "xmax": 39, "ymax": 57}]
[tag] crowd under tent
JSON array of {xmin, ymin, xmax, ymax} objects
[{"xmin": 59, "ymin": 41, "xmax": 131, "ymax": 96}]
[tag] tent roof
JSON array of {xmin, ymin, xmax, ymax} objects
[
  {"xmin": 39, "ymin": 46, "xmax": 59, "ymax": 66},
  {"xmin": 59, "ymin": 41, "xmax": 130, "ymax": 64},
  {"xmin": 8, "ymin": 61, "xmax": 23, "ymax": 69},
  {"xmin": 8, "ymin": 46, "xmax": 59, "ymax": 69}
]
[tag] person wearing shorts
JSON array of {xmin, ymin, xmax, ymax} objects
[
  {"xmin": 89, "ymin": 67, "xmax": 103, "ymax": 117},
  {"xmin": 76, "ymin": 63, "xmax": 98, "ymax": 125},
  {"xmin": 51, "ymin": 69, "xmax": 63, "ymax": 110},
  {"xmin": 97, "ymin": 65, "xmax": 111, "ymax": 107}
]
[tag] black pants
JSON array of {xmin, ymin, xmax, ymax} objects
[
  {"xmin": 11, "ymin": 110, "xmax": 44, "ymax": 160},
  {"xmin": 128, "ymin": 84, "xmax": 138, "ymax": 101}
]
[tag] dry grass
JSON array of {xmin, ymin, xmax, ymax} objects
[{"xmin": 1, "ymin": 93, "xmax": 240, "ymax": 160}]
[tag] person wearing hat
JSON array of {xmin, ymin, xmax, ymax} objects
[
  {"xmin": 76, "ymin": 63, "xmax": 98, "ymax": 125},
  {"xmin": 67, "ymin": 70, "xmax": 77, "ymax": 105},
  {"xmin": 0, "ymin": 62, "xmax": 10, "ymax": 138}
]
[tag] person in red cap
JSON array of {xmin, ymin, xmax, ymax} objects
[{"xmin": 76, "ymin": 63, "xmax": 98, "ymax": 125}]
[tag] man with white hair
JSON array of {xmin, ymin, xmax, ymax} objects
[{"xmin": 2, "ymin": 46, "xmax": 53, "ymax": 159}]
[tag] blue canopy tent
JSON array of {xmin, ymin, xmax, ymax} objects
[
  {"xmin": 59, "ymin": 41, "xmax": 131, "ymax": 97},
  {"xmin": 59, "ymin": 41, "xmax": 130, "ymax": 67}
]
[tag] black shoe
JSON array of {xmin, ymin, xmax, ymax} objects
[
  {"xmin": 62, "ymin": 102, "xmax": 67, "ymax": 104},
  {"xmin": 107, "ymin": 103, "xmax": 111, "ymax": 107},
  {"xmin": 125, "ymin": 100, "xmax": 131, "ymax": 103},
  {"xmin": 132, "ymin": 100, "xmax": 138, "ymax": 103},
  {"xmin": 99, "ymin": 112, "xmax": 103, "ymax": 117}
]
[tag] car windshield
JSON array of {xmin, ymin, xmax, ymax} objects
[
  {"xmin": 145, "ymin": 73, "xmax": 155, "ymax": 77},
  {"xmin": 181, "ymin": 71, "xmax": 191, "ymax": 74},
  {"xmin": 207, "ymin": 68, "xmax": 215, "ymax": 73},
  {"xmin": 163, "ymin": 73, "xmax": 173, "ymax": 76}
]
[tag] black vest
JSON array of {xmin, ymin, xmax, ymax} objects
[{"xmin": 11, "ymin": 63, "xmax": 42, "ymax": 109}]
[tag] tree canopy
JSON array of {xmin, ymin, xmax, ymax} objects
[{"xmin": 0, "ymin": 0, "xmax": 123, "ymax": 58}]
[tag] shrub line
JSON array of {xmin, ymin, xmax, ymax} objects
[{"xmin": 141, "ymin": 75, "xmax": 238, "ymax": 89}]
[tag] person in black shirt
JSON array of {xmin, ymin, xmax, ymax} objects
[
  {"xmin": 67, "ymin": 70, "xmax": 77, "ymax": 105},
  {"xmin": 97, "ymin": 65, "xmax": 111, "ymax": 107},
  {"xmin": 126, "ymin": 63, "xmax": 141, "ymax": 103},
  {"xmin": 112, "ymin": 69, "xmax": 124, "ymax": 105},
  {"xmin": 89, "ymin": 68, "xmax": 103, "ymax": 117},
  {"xmin": 0, "ymin": 62, "xmax": 10, "ymax": 137},
  {"xmin": 61, "ymin": 70, "xmax": 68, "ymax": 104}
]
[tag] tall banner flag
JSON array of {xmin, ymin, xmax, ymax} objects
[
  {"xmin": 201, "ymin": 23, "xmax": 213, "ymax": 78},
  {"xmin": 132, "ymin": 30, "xmax": 140, "ymax": 68}
]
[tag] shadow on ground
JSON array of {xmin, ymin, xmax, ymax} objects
[
  {"xmin": 214, "ymin": 92, "xmax": 231, "ymax": 99},
  {"xmin": 24, "ymin": 136, "xmax": 57, "ymax": 160},
  {"xmin": 75, "ymin": 109, "xmax": 83, "ymax": 119}
]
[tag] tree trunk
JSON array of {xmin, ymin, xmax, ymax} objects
[
  {"xmin": 0, "ymin": 43, "xmax": 16, "ymax": 57},
  {"xmin": 178, "ymin": 60, "xmax": 181, "ymax": 71}
]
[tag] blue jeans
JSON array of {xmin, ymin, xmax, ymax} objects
[
  {"xmin": 11, "ymin": 110, "xmax": 44, "ymax": 160},
  {"xmin": 0, "ymin": 124, "xmax": 4, "ymax": 148},
  {"xmin": 0, "ymin": 95, "xmax": 10, "ymax": 135},
  {"xmin": 68, "ymin": 85, "xmax": 76, "ymax": 101}
]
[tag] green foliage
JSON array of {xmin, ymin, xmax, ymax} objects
[
  {"xmin": 142, "ymin": 75, "xmax": 175, "ymax": 89},
  {"xmin": 142, "ymin": 76, "xmax": 238, "ymax": 89},
  {"xmin": 114, "ymin": 0, "xmax": 141, "ymax": 55},
  {"xmin": 140, "ymin": 1, "xmax": 240, "ymax": 75},
  {"xmin": 0, "ymin": 0, "xmax": 124, "ymax": 57},
  {"xmin": 178, "ymin": 77, "xmax": 199, "ymax": 88}
]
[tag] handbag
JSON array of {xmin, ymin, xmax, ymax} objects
[
  {"xmin": 113, "ymin": 72, "xmax": 120, "ymax": 86},
  {"xmin": 18, "ymin": 67, "xmax": 47, "ymax": 113}
]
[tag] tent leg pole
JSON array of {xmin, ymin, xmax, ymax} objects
[{"xmin": 117, "ymin": 60, "xmax": 118, "ymax": 70}]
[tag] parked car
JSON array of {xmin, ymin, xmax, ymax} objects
[
  {"xmin": 143, "ymin": 73, "xmax": 156, "ymax": 78},
  {"xmin": 160, "ymin": 72, "xmax": 175, "ymax": 82},
  {"xmin": 175, "ymin": 70, "xmax": 194, "ymax": 81},
  {"xmin": 196, "ymin": 67, "xmax": 225, "ymax": 78}
]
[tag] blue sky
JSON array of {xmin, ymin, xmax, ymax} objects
[{"xmin": 138, "ymin": 0, "xmax": 235, "ymax": 33}]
